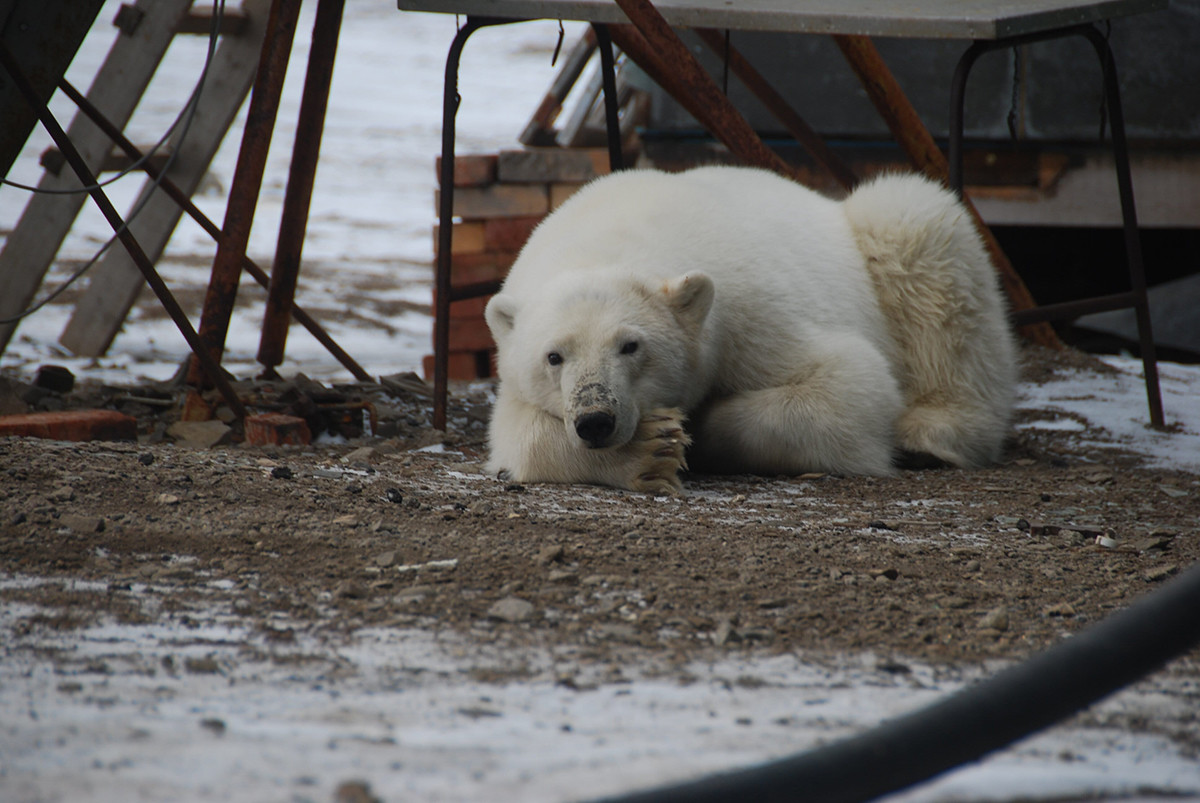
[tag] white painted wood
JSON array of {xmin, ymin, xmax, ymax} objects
[
  {"xmin": 59, "ymin": 0, "xmax": 271, "ymax": 357},
  {"xmin": 396, "ymin": 0, "xmax": 1167, "ymax": 39},
  {"xmin": 0, "ymin": 0, "xmax": 193, "ymax": 353}
]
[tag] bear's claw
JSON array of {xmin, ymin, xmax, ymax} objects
[{"xmin": 628, "ymin": 407, "xmax": 691, "ymax": 495}]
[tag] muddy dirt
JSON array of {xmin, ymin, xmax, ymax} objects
[{"xmin": 1, "ymin": 345, "xmax": 1197, "ymax": 677}]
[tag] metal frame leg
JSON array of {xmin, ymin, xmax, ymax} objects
[
  {"xmin": 432, "ymin": 17, "xmax": 625, "ymax": 430},
  {"xmin": 948, "ymin": 24, "xmax": 1164, "ymax": 428},
  {"xmin": 593, "ymin": 23, "xmax": 624, "ymax": 171}
]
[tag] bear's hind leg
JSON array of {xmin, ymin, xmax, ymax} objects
[{"xmin": 688, "ymin": 337, "xmax": 902, "ymax": 477}]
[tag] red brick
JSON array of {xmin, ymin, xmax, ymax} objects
[
  {"xmin": 422, "ymin": 351, "xmax": 495, "ymax": 381},
  {"xmin": 244, "ymin": 413, "xmax": 311, "ymax": 446},
  {"xmin": 436, "ymin": 184, "xmax": 548, "ymax": 219},
  {"xmin": 497, "ymin": 148, "xmax": 610, "ymax": 182},
  {"xmin": 432, "ymin": 294, "xmax": 492, "ymax": 319},
  {"xmin": 484, "ymin": 216, "xmax": 542, "ymax": 252},
  {"xmin": 0, "ymin": 409, "xmax": 137, "ymax": 442},
  {"xmin": 432, "ymin": 221, "xmax": 486, "ymax": 255},
  {"xmin": 550, "ymin": 182, "xmax": 584, "ymax": 210},
  {"xmin": 442, "ymin": 251, "xmax": 516, "ymax": 288},
  {"xmin": 446, "ymin": 316, "xmax": 495, "ymax": 352},
  {"xmin": 434, "ymin": 154, "xmax": 497, "ymax": 187}
]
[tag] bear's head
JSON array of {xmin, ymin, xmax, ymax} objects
[{"xmin": 486, "ymin": 271, "xmax": 714, "ymax": 450}]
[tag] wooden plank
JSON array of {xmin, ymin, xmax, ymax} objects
[
  {"xmin": 0, "ymin": 0, "xmax": 192, "ymax": 354},
  {"xmin": 58, "ymin": 0, "xmax": 273, "ymax": 358}
]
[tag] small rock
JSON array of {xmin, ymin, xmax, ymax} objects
[
  {"xmin": 270, "ymin": 466, "xmax": 294, "ymax": 480},
  {"xmin": 137, "ymin": 452, "xmax": 155, "ymax": 466},
  {"xmin": 600, "ymin": 624, "xmax": 643, "ymax": 643},
  {"xmin": 534, "ymin": 545, "xmax": 565, "ymax": 566},
  {"xmin": 61, "ymin": 514, "xmax": 104, "ymax": 533},
  {"xmin": 385, "ymin": 487, "xmax": 404, "ymax": 503},
  {"xmin": 757, "ymin": 597, "xmax": 788, "ymax": 609},
  {"xmin": 167, "ymin": 420, "xmax": 233, "ymax": 449},
  {"xmin": 867, "ymin": 520, "xmax": 897, "ymax": 531},
  {"xmin": 713, "ymin": 618, "xmax": 740, "ymax": 646},
  {"xmin": 467, "ymin": 500, "xmax": 492, "ymax": 515},
  {"xmin": 199, "ymin": 718, "xmax": 226, "ymax": 736},
  {"xmin": 979, "ymin": 606, "xmax": 1009, "ymax": 632},
  {"xmin": 1144, "ymin": 564, "xmax": 1178, "ymax": 583},
  {"xmin": 156, "ymin": 493, "xmax": 180, "ymax": 506},
  {"xmin": 547, "ymin": 569, "xmax": 578, "ymax": 584},
  {"xmin": 942, "ymin": 596, "xmax": 971, "ymax": 610},
  {"xmin": 1044, "ymin": 602, "xmax": 1076, "ymax": 617},
  {"xmin": 1157, "ymin": 485, "xmax": 1187, "ymax": 499},
  {"xmin": 963, "ymin": 559, "xmax": 982, "ymax": 573},
  {"xmin": 868, "ymin": 568, "xmax": 899, "ymax": 581},
  {"xmin": 1057, "ymin": 530, "xmax": 1086, "ymax": 547},
  {"xmin": 486, "ymin": 596, "xmax": 535, "ymax": 623},
  {"xmin": 343, "ymin": 446, "xmax": 377, "ymax": 464},
  {"xmin": 183, "ymin": 656, "xmax": 221, "ymax": 674},
  {"xmin": 336, "ymin": 581, "xmax": 369, "ymax": 600},
  {"xmin": 1135, "ymin": 534, "xmax": 1174, "ymax": 552},
  {"xmin": 333, "ymin": 515, "xmax": 359, "ymax": 527},
  {"xmin": 373, "ymin": 551, "xmax": 397, "ymax": 568},
  {"xmin": 47, "ymin": 486, "xmax": 76, "ymax": 502},
  {"xmin": 334, "ymin": 780, "xmax": 381, "ymax": 803}
]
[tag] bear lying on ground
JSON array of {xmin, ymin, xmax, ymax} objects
[{"xmin": 484, "ymin": 166, "xmax": 1017, "ymax": 494}]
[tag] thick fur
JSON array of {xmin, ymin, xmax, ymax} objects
[{"xmin": 484, "ymin": 166, "xmax": 1016, "ymax": 492}]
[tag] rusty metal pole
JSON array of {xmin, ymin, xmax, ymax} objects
[
  {"xmin": 833, "ymin": 34, "xmax": 1060, "ymax": 349},
  {"xmin": 185, "ymin": 0, "xmax": 302, "ymax": 405},
  {"xmin": 611, "ymin": 0, "xmax": 799, "ymax": 179},
  {"xmin": 256, "ymin": 0, "xmax": 344, "ymax": 377},
  {"xmin": 58, "ymin": 79, "xmax": 372, "ymax": 382},
  {"xmin": 0, "ymin": 43, "xmax": 247, "ymax": 419},
  {"xmin": 693, "ymin": 28, "xmax": 857, "ymax": 191}
]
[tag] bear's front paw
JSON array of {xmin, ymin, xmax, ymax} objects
[{"xmin": 627, "ymin": 408, "xmax": 691, "ymax": 495}]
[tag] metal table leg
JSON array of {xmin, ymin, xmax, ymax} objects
[
  {"xmin": 948, "ymin": 24, "xmax": 1164, "ymax": 428},
  {"xmin": 432, "ymin": 16, "xmax": 625, "ymax": 430}
]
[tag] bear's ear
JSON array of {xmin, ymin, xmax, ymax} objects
[
  {"xmin": 485, "ymin": 294, "xmax": 518, "ymax": 341},
  {"xmin": 661, "ymin": 272, "xmax": 714, "ymax": 330}
]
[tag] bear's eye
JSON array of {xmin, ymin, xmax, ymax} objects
[
  {"xmin": 619, "ymin": 340, "xmax": 639, "ymax": 355},
  {"xmin": 547, "ymin": 351, "xmax": 563, "ymax": 366}
]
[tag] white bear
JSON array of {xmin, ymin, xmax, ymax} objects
[{"xmin": 484, "ymin": 166, "xmax": 1016, "ymax": 494}]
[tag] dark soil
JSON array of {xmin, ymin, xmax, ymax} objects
[{"xmin": 2, "ymin": 345, "xmax": 1197, "ymax": 671}]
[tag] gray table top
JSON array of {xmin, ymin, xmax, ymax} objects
[{"xmin": 396, "ymin": 0, "xmax": 1166, "ymax": 39}]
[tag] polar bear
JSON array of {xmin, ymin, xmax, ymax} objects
[{"xmin": 484, "ymin": 166, "xmax": 1016, "ymax": 494}]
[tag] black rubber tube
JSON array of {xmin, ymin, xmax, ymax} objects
[{"xmin": 594, "ymin": 561, "xmax": 1200, "ymax": 803}]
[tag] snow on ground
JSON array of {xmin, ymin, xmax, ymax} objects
[{"xmin": 3, "ymin": 4, "xmax": 1200, "ymax": 802}]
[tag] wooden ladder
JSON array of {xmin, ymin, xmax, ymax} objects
[{"xmin": 0, "ymin": 0, "xmax": 270, "ymax": 357}]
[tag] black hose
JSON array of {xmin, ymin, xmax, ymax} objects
[{"xmin": 593, "ymin": 561, "xmax": 1200, "ymax": 803}]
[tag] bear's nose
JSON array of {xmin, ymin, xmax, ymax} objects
[{"xmin": 575, "ymin": 411, "xmax": 616, "ymax": 447}]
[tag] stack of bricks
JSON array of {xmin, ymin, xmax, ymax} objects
[{"xmin": 425, "ymin": 147, "xmax": 612, "ymax": 381}]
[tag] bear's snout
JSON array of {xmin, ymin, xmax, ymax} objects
[{"xmin": 575, "ymin": 411, "xmax": 616, "ymax": 448}]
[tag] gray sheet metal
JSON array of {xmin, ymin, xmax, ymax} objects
[{"xmin": 395, "ymin": 0, "xmax": 1166, "ymax": 39}]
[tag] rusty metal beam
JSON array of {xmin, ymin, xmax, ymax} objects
[
  {"xmin": 610, "ymin": 0, "xmax": 799, "ymax": 179},
  {"xmin": 693, "ymin": 28, "xmax": 857, "ymax": 191},
  {"xmin": 57, "ymin": 79, "xmax": 372, "ymax": 383},
  {"xmin": 832, "ymin": 34, "xmax": 1060, "ymax": 349},
  {"xmin": 257, "ymin": 0, "xmax": 344, "ymax": 376},
  {"xmin": 0, "ymin": 42, "xmax": 246, "ymax": 420},
  {"xmin": 186, "ymin": 0, "xmax": 302, "ymax": 394}
]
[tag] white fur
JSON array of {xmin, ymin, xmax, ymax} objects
[{"xmin": 484, "ymin": 166, "xmax": 1017, "ymax": 491}]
